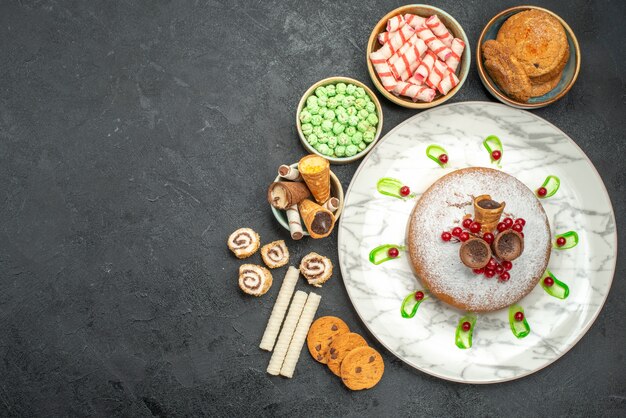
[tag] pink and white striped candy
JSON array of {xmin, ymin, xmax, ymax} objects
[
  {"xmin": 373, "ymin": 24, "xmax": 415, "ymax": 59},
  {"xmin": 393, "ymin": 81, "xmax": 436, "ymax": 102},
  {"xmin": 377, "ymin": 31, "xmax": 393, "ymax": 45},
  {"xmin": 415, "ymin": 25, "xmax": 452, "ymax": 61},
  {"xmin": 400, "ymin": 58, "xmax": 421, "ymax": 81},
  {"xmin": 390, "ymin": 40, "xmax": 427, "ymax": 80},
  {"xmin": 386, "ymin": 15, "xmax": 406, "ymax": 32},
  {"xmin": 437, "ymin": 70, "xmax": 460, "ymax": 95},
  {"xmin": 413, "ymin": 50, "xmax": 437, "ymax": 83},
  {"xmin": 426, "ymin": 59, "xmax": 448, "ymax": 89},
  {"xmin": 404, "ymin": 13, "xmax": 426, "ymax": 29},
  {"xmin": 445, "ymin": 38, "xmax": 466, "ymax": 72},
  {"xmin": 369, "ymin": 58, "xmax": 398, "ymax": 91},
  {"xmin": 388, "ymin": 34, "xmax": 417, "ymax": 65},
  {"xmin": 426, "ymin": 15, "xmax": 454, "ymax": 47}
]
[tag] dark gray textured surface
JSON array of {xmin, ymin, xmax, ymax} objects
[{"xmin": 0, "ymin": 0, "xmax": 624, "ymax": 416}]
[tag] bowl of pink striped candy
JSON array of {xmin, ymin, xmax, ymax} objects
[{"xmin": 367, "ymin": 5, "xmax": 470, "ymax": 109}]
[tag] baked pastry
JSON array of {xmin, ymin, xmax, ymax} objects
[
  {"xmin": 227, "ymin": 228, "xmax": 260, "ymax": 259},
  {"xmin": 306, "ymin": 316, "xmax": 349, "ymax": 364},
  {"xmin": 407, "ymin": 168, "xmax": 551, "ymax": 312},
  {"xmin": 300, "ymin": 252, "xmax": 333, "ymax": 287},
  {"xmin": 267, "ymin": 181, "xmax": 311, "ymax": 210},
  {"xmin": 298, "ymin": 155, "xmax": 330, "ymax": 204},
  {"xmin": 327, "ymin": 332, "xmax": 368, "ymax": 377},
  {"xmin": 238, "ymin": 264, "xmax": 273, "ymax": 296},
  {"xmin": 531, "ymin": 70, "xmax": 563, "ymax": 97},
  {"xmin": 260, "ymin": 240, "xmax": 289, "ymax": 268},
  {"xmin": 496, "ymin": 9, "xmax": 569, "ymax": 83},
  {"xmin": 340, "ymin": 346, "xmax": 384, "ymax": 391},
  {"xmin": 298, "ymin": 199, "xmax": 336, "ymax": 239},
  {"xmin": 482, "ymin": 40, "xmax": 532, "ymax": 102}
]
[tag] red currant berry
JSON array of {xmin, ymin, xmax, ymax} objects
[
  {"xmin": 537, "ymin": 187, "xmax": 547, "ymax": 197},
  {"xmin": 487, "ymin": 258, "xmax": 497, "ymax": 269},
  {"xmin": 497, "ymin": 222, "xmax": 507, "ymax": 232},
  {"xmin": 502, "ymin": 260, "xmax": 513, "ymax": 271},
  {"xmin": 515, "ymin": 218, "xmax": 526, "ymax": 227},
  {"xmin": 462, "ymin": 218, "xmax": 472, "ymax": 228},
  {"xmin": 439, "ymin": 154, "xmax": 448, "ymax": 164},
  {"xmin": 482, "ymin": 233, "xmax": 494, "ymax": 244},
  {"xmin": 491, "ymin": 150, "xmax": 502, "ymax": 161},
  {"xmin": 543, "ymin": 276, "xmax": 554, "ymax": 287},
  {"xmin": 415, "ymin": 291, "xmax": 425, "ymax": 301},
  {"xmin": 462, "ymin": 321, "xmax": 471, "ymax": 331},
  {"xmin": 556, "ymin": 237, "xmax": 566, "ymax": 247},
  {"xmin": 441, "ymin": 232, "xmax": 452, "ymax": 242},
  {"xmin": 503, "ymin": 217, "xmax": 513, "ymax": 228},
  {"xmin": 499, "ymin": 272, "xmax": 510, "ymax": 282},
  {"xmin": 459, "ymin": 232, "xmax": 470, "ymax": 242},
  {"xmin": 400, "ymin": 186, "xmax": 410, "ymax": 196},
  {"xmin": 484, "ymin": 269, "xmax": 496, "ymax": 278},
  {"xmin": 512, "ymin": 223, "xmax": 523, "ymax": 232},
  {"xmin": 452, "ymin": 227, "xmax": 462, "ymax": 237},
  {"xmin": 387, "ymin": 247, "xmax": 399, "ymax": 258},
  {"xmin": 473, "ymin": 268, "xmax": 484, "ymax": 275},
  {"xmin": 469, "ymin": 222, "xmax": 481, "ymax": 233},
  {"xmin": 495, "ymin": 264, "xmax": 504, "ymax": 275},
  {"xmin": 514, "ymin": 311, "xmax": 524, "ymax": 322}
]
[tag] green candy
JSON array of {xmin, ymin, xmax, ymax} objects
[
  {"xmin": 311, "ymin": 114, "xmax": 322, "ymax": 126},
  {"xmin": 337, "ymin": 112, "xmax": 348, "ymax": 124},
  {"xmin": 358, "ymin": 109, "xmax": 369, "ymax": 120},
  {"xmin": 315, "ymin": 86, "xmax": 327, "ymax": 98},
  {"xmin": 321, "ymin": 120, "xmax": 333, "ymax": 132},
  {"xmin": 327, "ymin": 136, "xmax": 338, "ymax": 149},
  {"xmin": 301, "ymin": 123, "xmax": 313, "ymax": 135},
  {"xmin": 363, "ymin": 94, "xmax": 372, "ymax": 103},
  {"xmin": 336, "ymin": 83, "xmax": 347, "ymax": 94},
  {"xmin": 317, "ymin": 96, "xmax": 327, "ymax": 107},
  {"xmin": 306, "ymin": 96, "xmax": 318, "ymax": 107},
  {"xmin": 366, "ymin": 125, "xmax": 376, "ymax": 134},
  {"xmin": 345, "ymin": 144, "xmax": 358, "ymax": 157},
  {"xmin": 301, "ymin": 112, "xmax": 312, "ymax": 124},
  {"xmin": 354, "ymin": 87, "xmax": 366, "ymax": 98},
  {"xmin": 346, "ymin": 106, "xmax": 357, "ymax": 116},
  {"xmin": 308, "ymin": 104, "xmax": 319, "ymax": 115},
  {"xmin": 341, "ymin": 96, "xmax": 355, "ymax": 108},
  {"xmin": 317, "ymin": 143, "xmax": 331, "ymax": 155},
  {"xmin": 312, "ymin": 126, "xmax": 323, "ymax": 137},
  {"xmin": 346, "ymin": 84, "xmax": 356, "ymax": 95},
  {"xmin": 326, "ymin": 97, "xmax": 338, "ymax": 109},
  {"xmin": 358, "ymin": 141, "xmax": 367, "ymax": 151},
  {"xmin": 307, "ymin": 133, "xmax": 318, "ymax": 146},
  {"xmin": 318, "ymin": 106, "xmax": 328, "ymax": 115},
  {"xmin": 365, "ymin": 102, "xmax": 376, "ymax": 113},
  {"xmin": 335, "ymin": 145, "xmax": 346, "ymax": 157},
  {"xmin": 317, "ymin": 133, "xmax": 329, "ymax": 143},
  {"xmin": 363, "ymin": 131, "xmax": 375, "ymax": 143},
  {"xmin": 323, "ymin": 110, "xmax": 335, "ymax": 120},
  {"xmin": 354, "ymin": 98, "xmax": 367, "ymax": 110},
  {"xmin": 357, "ymin": 120, "xmax": 369, "ymax": 132},
  {"xmin": 337, "ymin": 133, "xmax": 350, "ymax": 146},
  {"xmin": 348, "ymin": 115, "xmax": 359, "ymax": 126},
  {"xmin": 332, "ymin": 122, "xmax": 345, "ymax": 135},
  {"xmin": 325, "ymin": 84, "xmax": 336, "ymax": 97},
  {"xmin": 367, "ymin": 113, "xmax": 379, "ymax": 125},
  {"xmin": 335, "ymin": 105, "xmax": 347, "ymax": 115},
  {"xmin": 351, "ymin": 132, "xmax": 363, "ymax": 145},
  {"xmin": 335, "ymin": 93, "xmax": 346, "ymax": 103},
  {"xmin": 345, "ymin": 126, "xmax": 357, "ymax": 136}
]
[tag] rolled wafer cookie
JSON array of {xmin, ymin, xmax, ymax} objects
[
  {"xmin": 260, "ymin": 266, "xmax": 300, "ymax": 351},
  {"xmin": 322, "ymin": 197, "xmax": 340, "ymax": 213},
  {"xmin": 267, "ymin": 291, "xmax": 308, "ymax": 375},
  {"xmin": 286, "ymin": 204, "xmax": 304, "ymax": 240},
  {"xmin": 267, "ymin": 181, "xmax": 311, "ymax": 210},
  {"xmin": 279, "ymin": 292, "xmax": 322, "ymax": 378},
  {"xmin": 278, "ymin": 164, "xmax": 302, "ymax": 181}
]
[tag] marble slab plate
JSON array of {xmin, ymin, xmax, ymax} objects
[{"xmin": 337, "ymin": 102, "xmax": 617, "ymax": 383}]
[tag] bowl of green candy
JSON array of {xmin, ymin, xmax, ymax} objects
[{"xmin": 296, "ymin": 77, "xmax": 383, "ymax": 164}]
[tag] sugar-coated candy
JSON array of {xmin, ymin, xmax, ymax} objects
[
  {"xmin": 335, "ymin": 145, "xmax": 346, "ymax": 157},
  {"xmin": 365, "ymin": 102, "xmax": 376, "ymax": 113},
  {"xmin": 351, "ymin": 132, "xmax": 363, "ymax": 145},
  {"xmin": 354, "ymin": 98, "xmax": 366, "ymax": 110},
  {"xmin": 317, "ymin": 96, "xmax": 327, "ymax": 107},
  {"xmin": 306, "ymin": 96, "xmax": 318, "ymax": 107},
  {"xmin": 345, "ymin": 145, "xmax": 358, "ymax": 157},
  {"xmin": 317, "ymin": 134, "xmax": 328, "ymax": 144},
  {"xmin": 327, "ymin": 136, "xmax": 338, "ymax": 149},
  {"xmin": 342, "ymin": 96, "xmax": 355, "ymax": 108},
  {"xmin": 311, "ymin": 115, "xmax": 322, "ymax": 126},
  {"xmin": 345, "ymin": 126, "xmax": 356, "ymax": 136},
  {"xmin": 354, "ymin": 87, "xmax": 366, "ymax": 98},
  {"xmin": 299, "ymin": 110, "xmax": 312, "ymax": 123},
  {"xmin": 367, "ymin": 114, "xmax": 379, "ymax": 125},
  {"xmin": 307, "ymin": 134, "xmax": 318, "ymax": 145},
  {"xmin": 308, "ymin": 105, "xmax": 319, "ymax": 115},
  {"xmin": 337, "ymin": 133, "xmax": 350, "ymax": 145},
  {"xmin": 323, "ymin": 110, "xmax": 335, "ymax": 120},
  {"xmin": 358, "ymin": 109, "xmax": 369, "ymax": 120},
  {"xmin": 301, "ymin": 123, "xmax": 313, "ymax": 135},
  {"xmin": 325, "ymin": 84, "xmax": 336, "ymax": 97},
  {"xmin": 326, "ymin": 97, "xmax": 338, "ymax": 109},
  {"xmin": 358, "ymin": 141, "xmax": 367, "ymax": 151},
  {"xmin": 312, "ymin": 126, "xmax": 323, "ymax": 137},
  {"xmin": 321, "ymin": 120, "xmax": 333, "ymax": 132},
  {"xmin": 337, "ymin": 112, "xmax": 348, "ymax": 124},
  {"xmin": 315, "ymin": 86, "xmax": 327, "ymax": 97},
  {"xmin": 348, "ymin": 115, "xmax": 359, "ymax": 126},
  {"xmin": 357, "ymin": 121, "xmax": 369, "ymax": 132},
  {"xmin": 332, "ymin": 122, "xmax": 344, "ymax": 135},
  {"xmin": 346, "ymin": 84, "xmax": 356, "ymax": 95},
  {"xmin": 336, "ymin": 83, "xmax": 347, "ymax": 94},
  {"xmin": 335, "ymin": 93, "xmax": 346, "ymax": 102},
  {"xmin": 363, "ymin": 131, "xmax": 375, "ymax": 143}
]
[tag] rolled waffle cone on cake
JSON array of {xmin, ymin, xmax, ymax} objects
[
  {"xmin": 298, "ymin": 199, "xmax": 336, "ymax": 239},
  {"xmin": 267, "ymin": 181, "xmax": 311, "ymax": 210},
  {"xmin": 473, "ymin": 195, "xmax": 505, "ymax": 233},
  {"xmin": 298, "ymin": 154, "xmax": 330, "ymax": 204}
]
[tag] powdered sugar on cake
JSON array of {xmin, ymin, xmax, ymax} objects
[{"xmin": 407, "ymin": 168, "xmax": 551, "ymax": 312}]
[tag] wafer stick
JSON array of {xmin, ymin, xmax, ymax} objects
[
  {"xmin": 260, "ymin": 266, "xmax": 300, "ymax": 351},
  {"xmin": 278, "ymin": 165, "xmax": 302, "ymax": 181},
  {"xmin": 267, "ymin": 291, "xmax": 308, "ymax": 375},
  {"xmin": 279, "ymin": 292, "xmax": 321, "ymax": 378},
  {"xmin": 286, "ymin": 204, "xmax": 304, "ymax": 240},
  {"xmin": 322, "ymin": 197, "xmax": 340, "ymax": 213}
]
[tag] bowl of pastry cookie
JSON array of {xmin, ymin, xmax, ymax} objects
[{"xmin": 477, "ymin": 6, "xmax": 581, "ymax": 109}]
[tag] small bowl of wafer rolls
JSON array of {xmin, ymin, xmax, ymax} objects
[
  {"xmin": 268, "ymin": 155, "xmax": 344, "ymax": 240},
  {"xmin": 477, "ymin": 6, "xmax": 580, "ymax": 108}
]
